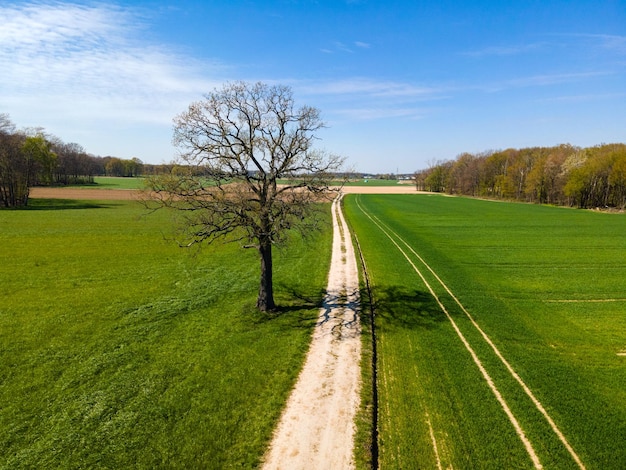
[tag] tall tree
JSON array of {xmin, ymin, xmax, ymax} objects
[
  {"xmin": 22, "ymin": 134, "xmax": 57, "ymax": 186},
  {"xmin": 609, "ymin": 146, "xmax": 626, "ymax": 208},
  {"xmin": 0, "ymin": 114, "xmax": 29, "ymax": 207},
  {"xmin": 145, "ymin": 82, "xmax": 343, "ymax": 311}
]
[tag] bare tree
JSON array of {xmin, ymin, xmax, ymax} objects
[{"xmin": 145, "ymin": 82, "xmax": 344, "ymax": 311}]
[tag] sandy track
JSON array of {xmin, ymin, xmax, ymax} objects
[{"xmin": 262, "ymin": 195, "xmax": 361, "ymax": 470}]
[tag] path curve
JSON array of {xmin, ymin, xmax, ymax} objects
[{"xmin": 262, "ymin": 194, "xmax": 362, "ymax": 470}]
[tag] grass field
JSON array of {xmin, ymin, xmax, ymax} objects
[
  {"xmin": 345, "ymin": 194, "xmax": 626, "ymax": 469},
  {"xmin": 342, "ymin": 179, "xmax": 409, "ymax": 187},
  {"xmin": 65, "ymin": 176, "xmax": 147, "ymax": 190},
  {"xmin": 65, "ymin": 176, "xmax": 412, "ymax": 191},
  {"xmin": 0, "ymin": 198, "xmax": 332, "ymax": 468}
]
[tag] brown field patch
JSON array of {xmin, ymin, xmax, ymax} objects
[
  {"xmin": 30, "ymin": 187, "xmax": 139, "ymax": 200},
  {"xmin": 31, "ymin": 185, "xmax": 422, "ymax": 201}
]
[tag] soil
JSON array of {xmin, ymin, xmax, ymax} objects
[
  {"xmin": 261, "ymin": 195, "xmax": 362, "ymax": 470},
  {"xmin": 30, "ymin": 183, "xmax": 420, "ymax": 200},
  {"xmin": 30, "ymin": 187, "xmax": 138, "ymax": 200}
]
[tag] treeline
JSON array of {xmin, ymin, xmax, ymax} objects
[
  {"xmin": 415, "ymin": 143, "xmax": 626, "ymax": 209},
  {"xmin": 0, "ymin": 114, "xmax": 153, "ymax": 207}
]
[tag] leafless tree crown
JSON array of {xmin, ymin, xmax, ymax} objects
[{"xmin": 146, "ymin": 81, "xmax": 344, "ymax": 310}]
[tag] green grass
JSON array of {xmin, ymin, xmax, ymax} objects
[
  {"xmin": 345, "ymin": 194, "xmax": 626, "ymax": 469},
  {"xmin": 342, "ymin": 179, "xmax": 410, "ymax": 187},
  {"xmin": 0, "ymin": 198, "xmax": 332, "ymax": 469},
  {"xmin": 351, "ymin": 232, "xmax": 377, "ymax": 470},
  {"xmin": 62, "ymin": 176, "xmax": 146, "ymax": 190}
]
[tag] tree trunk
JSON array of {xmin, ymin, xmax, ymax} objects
[{"xmin": 257, "ymin": 237, "xmax": 275, "ymax": 311}]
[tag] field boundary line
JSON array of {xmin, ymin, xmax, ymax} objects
[{"xmin": 354, "ymin": 196, "xmax": 543, "ymax": 469}]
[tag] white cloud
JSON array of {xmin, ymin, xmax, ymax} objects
[
  {"xmin": 292, "ymin": 78, "xmax": 447, "ymax": 125},
  {"xmin": 333, "ymin": 41, "xmax": 354, "ymax": 53},
  {"xmin": 333, "ymin": 106, "xmax": 426, "ymax": 121},
  {"xmin": 503, "ymin": 71, "xmax": 611, "ymax": 88},
  {"xmin": 537, "ymin": 92, "xmax": 626, "ymax": 103},
  {"xmin": 463, "ymin": 42, "xmax": 546, "ymax": 57},
  {"xmin": 596, "ymin": 34, "xmax": 626, "ymax": 54},
  {"xmin": 551, "ymin": 33, "xmax": 626, "ymax": 55},
  {"xmin": 468, "ymin": 71, "xmax": 613, "ymax": 94},
  {"xmin": 320, "ymin": 40, "xmax": 370, "ymax": 54},
  {"xmin": 299, "ymin": 78, "xmax": 443, "ymax": 99},
  {"xmin": 0, "ymin": 1, "xmax": 223, "ymax": 127}
]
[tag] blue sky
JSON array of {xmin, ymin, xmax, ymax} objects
[{"xmin": 1, "ymin": 0, "xmax": 625, "ymax": 173}]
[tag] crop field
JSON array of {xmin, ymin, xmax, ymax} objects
[
  {"xmin": 63, "ymin": 176, "xmax": 147, "ymax": 190},
  {"xmin": 342, "ymin": 179, "xmax": 412, "ymax": 187},
  {"xmin": 0, "ymin": 198, "xmax": 332, "ymax": 468},
  {"xmin": 345, "ymin": 194, "xmax": 626, "ymax": 469}
]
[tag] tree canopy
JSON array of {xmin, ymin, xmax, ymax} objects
[
  {"xmin": 145, "ymin": 82, "xmax": 344, "ymax": 311},
  {"xmin": 0, "ymin": 113, "xmax": 147, "ymax": 207},
  {"xmin": 415, "ymin": 143, "xmax": 626, "ymax": 209}
]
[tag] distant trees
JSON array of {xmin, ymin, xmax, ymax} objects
[
  {"xmin": 0, "ymin": 114, "xmax": 30, "ymax": 207},
  {"xmin": 52, "ymin": 141, "xmax": 94, "ymax": 185},
  {"xmin": 103, "ymin": 157, "xmax": 143, "ymax": 177},
  {"xmin": 22, "ymin": 135, "xmax": 57, "ymax": 186},
  {"xmin": 0, "ymin": 114, "xmax": 149, "ymax": 207},
  {"xmin": 415, "ymin": 143, "xmax": 626, "ymax": 209},
  {"xmin": 563, "ymin": 144, "xmax": 626, "ymax": 208}
]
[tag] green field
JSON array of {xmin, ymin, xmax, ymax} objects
[
  {"xmin": 345, "ymin": 194, "xmax": 626, "ymax": 469},
  {"xmin": 65, "ymin": 176, "xmax": 147, "ymax": 190},
  {"xmin": 68, "ymin": 176, "xmax": 413, "ymax": 191},
  {"xmin": 342, "ymin": 179, "xmax": 411, "ymax": 187},
  {"xmin": 0, "ymin": 198, "xmax": 332, "ymax": 468}
]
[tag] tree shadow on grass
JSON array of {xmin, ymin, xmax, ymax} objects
[
  {"xmin": 21, "ymin": 199, "xmax": 118, "ymax": 210},
  {"xmin": 372, "ymin": 285, "xmax": 447, "ymax": 331},
  {"xmin": 249, "ymin": 282, "xmax": 326, "ymax": 327},
  {"xmin": 251, "ymin": 283, "xmax": 446, "ymax": 333}
]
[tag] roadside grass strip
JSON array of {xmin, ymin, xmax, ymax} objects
[{"xmin": 354, "ymin": 195, "xmax": 586, "ymax": 470}]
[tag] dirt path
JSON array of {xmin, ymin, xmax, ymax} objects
[{"xmin": 262, "ymin": 194, "xmax": 362, "ymax": 470}]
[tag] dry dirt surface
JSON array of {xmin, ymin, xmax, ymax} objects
[
  {"xmin": 30, "ymin": 184, "xmax": 419, "ymax": 201},
  {"xmin": 262, "ymin": 194, "xmax": 362, "ymax": 470},
  {"xmin": 30, "ymin": 187, "xmax": 139, "ymax": 200}
]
